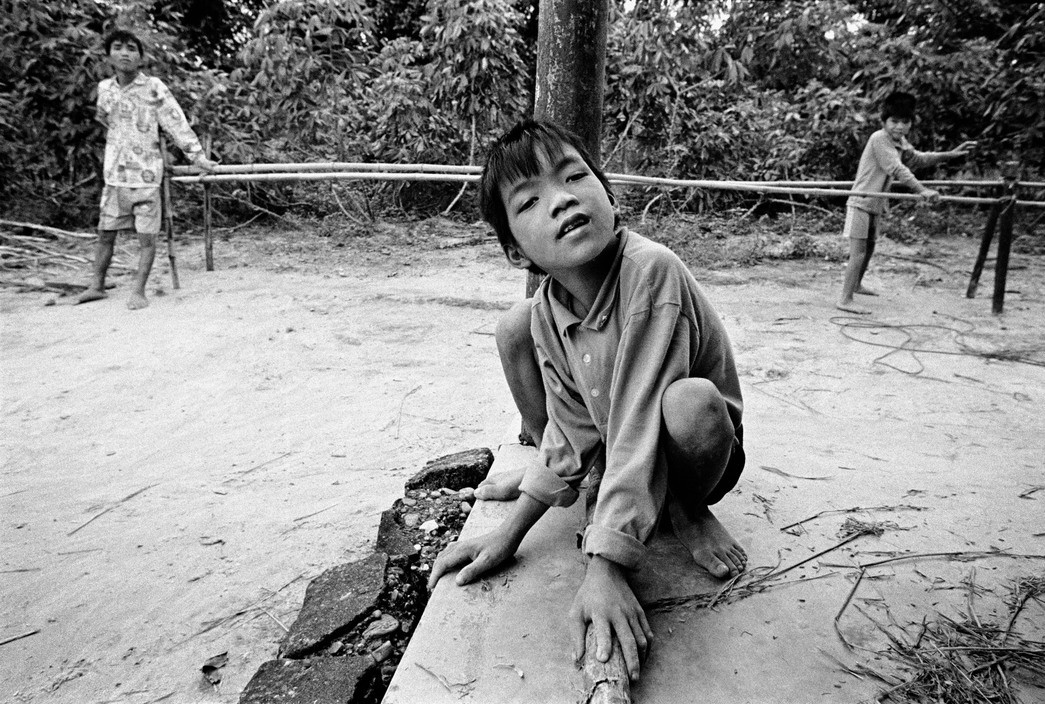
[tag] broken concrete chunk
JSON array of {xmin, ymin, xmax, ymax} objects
[
  {"xmin": 369, "ymin": 641, "xmax": 394, "ymax": 663},
  {"xmin": 280, "ymin": 552, "xmax": 388, "ymax": 659},
  {"xmin": 419, "ymin": 519, "xmax": 439, "ymax": 534},
  {"xmin": 239, "ymin": 656, "xmax": 379, "ymax": 704},
  {"xmin": 404, "ymin": 448, "xmax": 494, "ymax": 492},
  {"xmin": 362, "ymin": 614, "xmax": 399, "ymax": 643},
  {"xmin": 375, "ymin": 509, "xmax": 418, "ymax": 559}
]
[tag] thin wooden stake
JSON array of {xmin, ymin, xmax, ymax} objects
[
  {"xmin": 160, "ymin": 138, "xmax": 180, "ymax": 290},
  {"xmin": 203, "ymin": 135, "xmax": 214, "ymax": 272},
  {"xmin": 966, "ymin": 189, "xmax": 1002, "ymax": 299}
]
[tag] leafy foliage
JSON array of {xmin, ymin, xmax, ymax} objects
[{"xmin": 1, "ymin": 0, "xmax": 1042, "ymax": 226}]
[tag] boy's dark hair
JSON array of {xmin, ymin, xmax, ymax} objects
[
  {"xmin": 104, "ymin": 29, "xmax": 144, "ymax": 56},
  {"xmin": 881, "ymin": 91, "xmax": 916, "ymax": 122},
  {"xmin": 480, "ymin": 120, "xmax": 615, "ymax": 272}
]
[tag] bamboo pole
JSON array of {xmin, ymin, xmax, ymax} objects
[
  {"xmin": 172, "ymin": 170, "xmax": 1021, "ymax": 205},
  {"xmin": 170, "ymin": 162, "xmax": 482, "ymax": 176},
  {"xmin": 203, "ymin": 135, "xmax": 214, "ymax": 272},
  {"xmin": 172, "ymin": 172, "xmax": 476, "ymax": 185}
]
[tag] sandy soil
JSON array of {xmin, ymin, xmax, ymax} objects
[{"xmin": 2, "ymin": 217, "xmax": 1044, "ymax": 703}]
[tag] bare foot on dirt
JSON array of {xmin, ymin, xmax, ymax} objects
[
  {"xmin": 856, "ymin": 285, "xmax": 879, "ymax": 296},
  {"xmin": 668, "ymin": 500, "xmax": 746, "ymax": 579},
  {"xmin": 835, "ymin": 299, "xmax": 870, "ymax": 315},
  {"xmin": 474, "ymin": 467, "xmax": 526, "ymax": 501},
  {"xmin": 76, "ymin": 288, "xmax": 107, "ymax": 304},
  {"xmin": 127, "ymin": 292, "xmax": 149, "ymax": 310}
]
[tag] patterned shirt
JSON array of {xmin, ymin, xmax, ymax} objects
[
  {"xmin": 96, "ymin": 73, "xmax": 205, "ymax": 187},
  {"xmin": 847, "ymin": 128, "xmax": 950, "ymax": 215},
  {"xmin": 518, "ymin": 230, "xmax": 743, "ymax": 569}
]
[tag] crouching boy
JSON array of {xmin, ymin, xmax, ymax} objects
[{"xmin": 428, "ymin": 120, "xmax": 747, "ymax": 683}]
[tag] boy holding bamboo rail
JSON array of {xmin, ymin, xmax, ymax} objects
[
  {"xmin": 428, "ymin": 120, "xmax": 747, "ymax": 683},
  {"xmin": 837, "ymin": 91, "xmax": 976, "ymax": 314},
  {"xmin": 78, "ymin": 29, "xmax": 216, "ymax": 310}
]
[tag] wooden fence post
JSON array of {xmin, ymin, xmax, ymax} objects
[
  {"xmin": 965, "ymin": 185, "xmax": 1002, "ymax": 299},
  {"xmin": 991, "ymin": 161, "xmax": 1021, "ymax": 315},
  {"xmin": 528, "ymin": 0, "xmax": 609, "ymax": 298}
]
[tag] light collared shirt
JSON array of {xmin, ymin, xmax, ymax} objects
[
  {"xmin": 519, "ymin": 229, "xmax": 743, "ymax": 569},
  {"xmin": 96, "ymin": 73, "xmax": 205, "ymax": 187},
  {"xmin": 847, "ymin": 128, "xmax": 950, "ymax": 215}
]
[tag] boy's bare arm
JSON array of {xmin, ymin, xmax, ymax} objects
[
  {"xmin": 570, "ymin": 555, "xmax": 653, "ymax": 682},
  {"xmin": 427, "ymin": 492, "xmax": 549, "ymax": 589}
]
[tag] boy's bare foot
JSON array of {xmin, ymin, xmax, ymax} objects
[
  {"xmin": 668, "ymin": 500, "xmax": 746, "ymax": 579},
  {"xmin": 474, "ymin": 467, "xmax": 526, "ymax": 501},
  {"xmin": 76, "ymin": 288, "xmax": 107, "ymax": 304},
  {"xmin": 127, "ymin": 292, "xmax": 149, "ymax": 310},
  {"xmin": 855, "ymin": 285, "xmax": 879, "ymax": 296},
  {"xmin": 835, "ymin": 299, "xmax": 870, "ymax": 315}
]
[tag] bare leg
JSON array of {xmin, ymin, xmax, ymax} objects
[
  {"xmin": 478, "ymin": 300, "xmax": 547, "ymax": 501},
  {"xmin": 855, "ymin": 229, "xmax": 878, "ymax": 296},
  {"xmin": 836, "ymin": 237, "xmax": 871, "ymax": 314},
  {"xmin": 661, "ymin": 378, "xmax": 747, "ymax": 578},
  {"xmin": 77, "ymin": 230, "xmax": 118, "ymax": 304},
  {"xmin": 127, "ymin": 230, "xmax": 155, "ymax": 310}
]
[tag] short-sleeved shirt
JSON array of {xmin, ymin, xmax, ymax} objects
[
  {"xmin": 518, "ymin": 229, "xmax": 743, "ymax": 569},
  {"xmin": 96, "ymin": 73, "xmax": 205, "ymax": 187},
  {"xmin": 847, "ymin": 128, "xmax": 949, "ymax": 215}
]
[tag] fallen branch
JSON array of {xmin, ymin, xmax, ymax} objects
[
  {"xmin": 0, "ymin": 629, "xmax": 40, "ymax": 647},
  {"xmin": 68, "ymin": 483, "xmax": 158, "ymax": 536}
]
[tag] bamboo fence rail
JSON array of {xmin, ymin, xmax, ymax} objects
[
  {"xmin": 170, "ymin": 165, "xmax": 1044, "ymax": 208},
  {"xmin": 166, "ymin": 161, "xmax": 1041, "ymax": 313}
]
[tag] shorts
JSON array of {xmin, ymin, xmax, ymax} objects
[
  {"xmin": 705, "ymin": 424, "xmax": 745, "ymax": 506},
  {"xmin": 842, "ymin": 207, "xmax": 878, "ymax": 241},
  {"xmin": 98, "ymin": 185, "xmax": 161, "ymax": 235}
]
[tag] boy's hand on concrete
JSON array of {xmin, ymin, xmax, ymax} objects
[
  {"xmin": 569, "ymin": 555, "xmax": 653, "ymax": 682},
  {"xmin": 427, "ymin": 529, "xmax": 517, "ymax": 590}
]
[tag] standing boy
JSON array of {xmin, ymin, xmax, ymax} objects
[
  {"xmin": 837, "ymin": 91, "xmax": 975, "ymax": 313},
  {"xmin": 78, "ymin": 29, "xmax": 216, "ymax": 310},
  {"xmin": 429, "ymin": 121, "xmax": 746, "ymax": 682}
]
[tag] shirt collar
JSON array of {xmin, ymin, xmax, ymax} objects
[{"xmin": 545, "ymin": 228, "xmax": 628, "ymax": 337}]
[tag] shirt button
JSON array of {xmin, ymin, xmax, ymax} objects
[
  {"xmin": 591, "ymin": 388, "xmax": 600, "ymax": 397},
  {"xmin": 582, "ymin": 353, "xmax": 591, "ymax": 365}
]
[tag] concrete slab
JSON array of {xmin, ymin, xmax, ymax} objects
[
  {"xmin": 383, "ymin": 427, "xmax": 803, "ymax": 704},
  {"xmin": 384, "ymin": 437, "xmax": 590, "ymax": 703}
]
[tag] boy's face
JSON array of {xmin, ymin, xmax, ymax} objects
[
  {"xmin": 884, "ymin": 116, "xmax": 912, "ymax": 142},
  {"xmin": 499, "ymin": 145, "xmax": 616, "ymax": 276},
  {"xmin": 108, "ymin": 40, "xmax": 142, "ymax": 74}
]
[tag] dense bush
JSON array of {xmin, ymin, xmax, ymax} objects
[{"xmin": 1, "ymin": 0, "xmax": 1042, "ymax": 227}]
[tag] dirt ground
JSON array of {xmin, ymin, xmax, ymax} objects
[{"xmin": 2, "ymin": 215, "xmax": 1044, "ymax": 703}]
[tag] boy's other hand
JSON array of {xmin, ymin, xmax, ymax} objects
[
  {"xmin": 196, "ymin": 157, "xmax": 218, "ymax": 173},
  {"xmin": 955, "ymin": 141, "xmax": 978, "ymax": 154},
  {"xmin": 918, "ymin": 188, "xmax": 941, "ymax": 205},
  {"xmin": 427, "ymin": 529, "xmax": 517, "ymax": 590},
  {"xmin": 569, "ymin": 556, "xmax": 653, "ymax": 682}
]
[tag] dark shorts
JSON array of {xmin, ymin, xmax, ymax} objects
[{"xmin": 705, "ymin": 423, "xmax": 745, "ymax": 506}]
